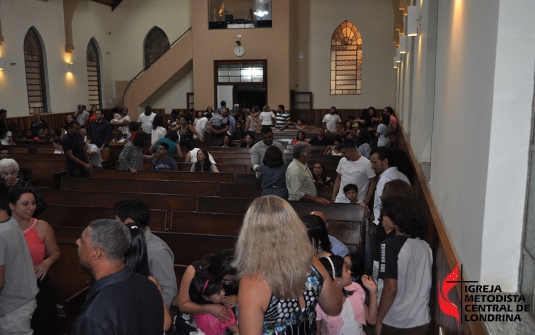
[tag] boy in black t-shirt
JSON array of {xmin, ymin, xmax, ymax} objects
[{"xmin": 374, "ymin": 196, "xmax": 432, "ymax": 335}]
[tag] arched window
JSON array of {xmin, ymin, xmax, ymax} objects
[
  {"xmin": 24, "ymin": 27, "xmax": 47, "ymax": 114},
  {"xmin": 144, "ymin": 27, "xmax": 170, "ymax": 69},
  {"xmin": 330, "ymin": 21, "xmax": 362, "ymax": 95},
  {"xmin": 87, "ymin": 38, "xmax": 102, "ymax": 109}
]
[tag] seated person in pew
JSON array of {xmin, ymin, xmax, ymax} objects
[
  {"xmin": 72, "ymin": 220, "xmax": 164, "ymax": 334},
  {"xmin": 186, "ymin": 147, "xmax": 216, "ymax": 165},
  {"xmin": 0, "ymin": 149, "xmax": 25, "ymax": 181},
  {"xmin": 0, "ymin": 158, "xmax": 47, "ymax": 216},
  {"xmin": 191, "ymin": 149, "xmax": 220, "ymax": 173},
  {"xmin": 125, "ymin": 223, "xmax": 173, "ymax": 332},
  {"xmin": 229, "ymin": 121, "xmax": 246, "ymax": 141},
  {"xmin": 309, "ymin": 126, "xmax": 334, "ymax": 146},
  {"xmin": 149, "ymin": 131, "xmax": 182, "ymax": 159},
  {"xmin": 10, "ymin": 188, "xmax": 60, "ymax": 335},
  {"xmin": 312, "ymin": 162, "xmax": 334, "ymax": 187},
  {"xmin": 240, "ymin": 133, "xmax": 255, "ymax": 148},
  {"xmin": 113, "ymin": 199, "xmax": 177, "ymax": 309},
  {"xmin": 152, "ymin": 142, "xmax": 178, "ymax": 171},
  {"xmin": 311, "ymin": 211, "xmax": 349, "ymax": 257},
  {"xmin": 174, "ymin": 249, "xmax": 238, "ymax": 335},
  {"xmin": 292, "ymin": 130, "xmax": 308, "ymax": 145},
  {"xmin": 219, "ymin": 134, "xmax": 236, "ymax": 148}
]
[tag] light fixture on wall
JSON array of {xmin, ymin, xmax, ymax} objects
[
  {"xmin": 399, "ymin": 35, "xmax": 407, "ymax": 53},
  {"xmin": 0, "ymin": 58, "xmax": 4, "ymax": 71},
  {"xmin": 396, "ymin": 47, "xmax": 402, "ymax": 62},
  {"xmin": 406, "ymin": 6, "xmax": 419, "ymax": 36},
  {"xmin": 67, "ymin": 62, "xmax": 73, "ymax": 73},
  {"xmin": 393, "ymin": 57, "xmax": 398, "ymax": 69}
]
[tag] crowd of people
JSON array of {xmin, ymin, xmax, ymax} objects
[{"xmin": 0, "ymin": 104, "xmax": 433, "ymax": 335}]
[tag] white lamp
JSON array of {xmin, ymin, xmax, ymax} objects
[
  {"xmin": 406, "ymin": 6, "xmax": 419, "ymax": 36},
  {"xmin": 67, "ymin": 62, "xmax": 73, "ymax": 73},
  {"xmin": 399, "ymin": 35, "xmax": 407, "ymax": 53},
  {"xmin": 393, "ymin": 57, "xmax": 398, "ymax": 69},
  {"xmin": 0, "ymin": 58, "xmax": 4, "ymax": 71}
]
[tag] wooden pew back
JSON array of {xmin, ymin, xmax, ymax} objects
[
  {"xmin": 43, "ymin": 205, "xmax": 168, "ymax": 232},
  {"xmin": 40, "ymin": 189, "xmax": 195, "ymax": 228}
]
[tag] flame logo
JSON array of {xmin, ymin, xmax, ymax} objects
[{"xmin": 438, "ymin": 263, "xmax": 460, "ymax": 327}]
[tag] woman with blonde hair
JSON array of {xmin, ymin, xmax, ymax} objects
[{"xmin": 234, "ymin": 195, "xmax": 343, "ymax": 334}]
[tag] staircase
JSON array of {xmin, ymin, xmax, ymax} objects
[{"xmin": 122, "ymin": 29, "xmax": 192, "ymax": 113}]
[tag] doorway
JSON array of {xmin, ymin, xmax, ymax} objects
[{"xmin": 214, "ymin": 60, "xmax": 267, "ymax": 109}]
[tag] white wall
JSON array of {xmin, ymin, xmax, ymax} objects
[
  {"xmin": 111, "ymin": 0, "xmax": 191, "ymax": 81},
  {"xmin": 0, "ymin": 0, "xmax": 113, "ymax": 116},
  {"xmin": 292, "ymin": 0, "xmax": 396, "ymax": 109},
  {"xmin": 145, "ymin": 64, "xmax": 194, "ymax": 111},
  {"xmin": 400, "ymin": 0, "xmax": 535, "ymax": 290},
  {"xmin": 407, "ymin": 0, "xmax": 438, "ymax": 162},
  {"xmin": 480, "ymin": 0, "xmax": 535, "ymax": 289}
]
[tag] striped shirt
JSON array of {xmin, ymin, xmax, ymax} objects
[{"xmin": 276, "ymin": 112, "xmax": 290, "ymax": 128}]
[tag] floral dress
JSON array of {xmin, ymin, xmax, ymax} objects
[{"xmin": 262, "ymin": 265, "xmax": 324, "ymax": 335}]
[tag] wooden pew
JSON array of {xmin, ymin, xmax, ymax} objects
[
  {"xmin": 196, "ymin": 196, "xmax": 253, "ymax": 215},
  {"xmin": 153, "ymin": 232, "xmax": 237, "ymax": 266},
  {"xmin": 236, "ymin": 173, "xmax": 258, "ymax": 184},
  {"xmin": 43, "ymin": 204, "xmax": 168, "ymax": 232},
  {"xmin": 39, "ymin": 189, "xmax": 195, "ymax": 228},
  {"xmin": 171, "ymin": 211, "xmax": 243, "ymax": 236},
  {"xmin": 10, "ymin": 153, "xmax": 65, "ymax": 160},
  {"xmin": 16, "ymin": 159, "xmax": 66, "ymax": 187},
  {"xmin": 138, "ymin": 160, "xmax": 249, "ymax": 175},
  {"xmin": 59, "ymin": 177, "xmax": 218, "ymax": 200},
  {"xmin": 48, "ymin": 242, "xmax": 92, "ymax": 335},
  {"xmin": 219, "ymin": 182, "xmax": 262, "ymax": 198},
  {"xmin": 91, "ymin": 169, "xmax": 233, "ymax": 183},
  {"xmin": 195, "ymin": 196, "xmax": 365, "ymax": 252}
]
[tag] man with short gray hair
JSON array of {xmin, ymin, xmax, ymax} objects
[
  {"xmin": 286, "ymin": 142, "xmax": 330, "ymax": 204},
  {"xmin": 73, "ymin": 219, "xmax": 163, "ymax": 335}
]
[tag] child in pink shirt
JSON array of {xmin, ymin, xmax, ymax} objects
[{"xmin": 316, "ymin": 255, "xmax": 377, "ymax": 335}]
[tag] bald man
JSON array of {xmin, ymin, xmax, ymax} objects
[{"xmin": 311, "ymin": 211, "xmax": 349, "ymax": 257}]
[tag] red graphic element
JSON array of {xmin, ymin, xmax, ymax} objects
[{"xmin": 438, "ymin": 263, "xmax": 460, "ymax": 327}]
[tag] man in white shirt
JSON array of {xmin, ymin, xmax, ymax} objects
[
  {"xmin": 138, "ymin": 105, "xmax": 156, "ymax": 134},
  {"xmin": 74, "ymin": 104, "xmax": 90, "ymax": 128},
  {"xmin": 369, "ymin": 147, "xmax": 410, "ymax": 225},
  {"xmin": 322, "ymin": 106, "xmax": 342, "ymax": 133},
  {"xmin": 250, "ymin": 127, "xmax": 286, "ymax": 172},
  {"xmin": 332, "ymin": 140, "xmax": 377, "ymax": 204}
]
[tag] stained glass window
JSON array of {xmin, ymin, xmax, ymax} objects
[
  {"xmin": 86, "ymin": 39, "xmax": 102, "ymax": 109},
  {"xmin": 24, "ymin": 27, "xmax": 47, "ymax": 114},
  {"xmin": 144, "ymin": 27, "xmax": 170, "ymax": 69},
  {"xmin": 330, "ymin": 21, "xmax": 362, "ymax": 95}
]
